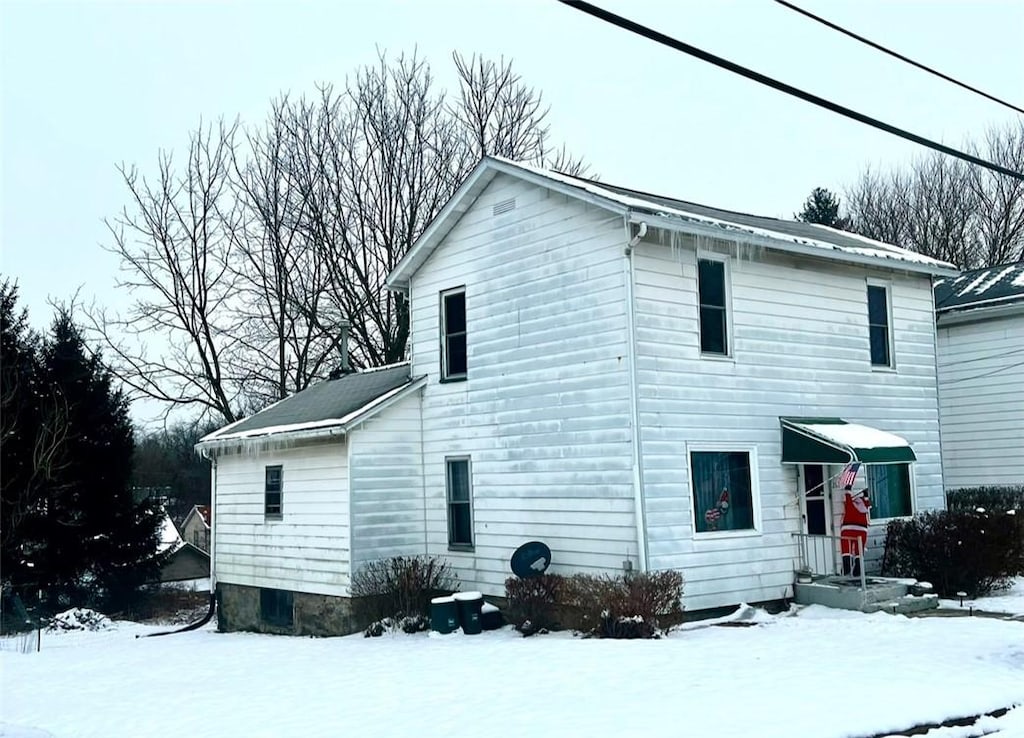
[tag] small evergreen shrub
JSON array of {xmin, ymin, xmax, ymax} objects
[
  {"xmin": 565, "ymin": 570, "xmax": 684, "ymax": 639},
  {"xmin": 350, "ymin": 555, "xmax": 457, "ymax": 625},
  {"xmin": 881, "ymin": 508, "xmax": 1024, "ymax": 597},
  {"xmin": 504, "ymin": 574, "xmax": 565, "ymax": 636},
  {"xmin": 947, "ymin": 485, "xmax": 1024, "ymax": 514}
]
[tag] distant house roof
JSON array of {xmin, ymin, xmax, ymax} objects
[
  {"xmin": 934, "ymin": 262, "xmax": 1024, "ymax": 317},
  {"xmin": 388, "ymin": 157, "xmax": 958, "ymax": 290},
  {"xmin": 196, "ymin": 363, "xmax": 426, "ymax": 450},
  {"xmin": 183, "ymin": 504, "xmax": 211, "ymax": 530}
]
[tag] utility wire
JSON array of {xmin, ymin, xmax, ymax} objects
[
  {"xmin": 556, "ymin": 0, "xmax": 1024, "ymax": 181},
  {"xmin": 774, "ymin": 0, "xmax": 1024, "ymax": 116}
]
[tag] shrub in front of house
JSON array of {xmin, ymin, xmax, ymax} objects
[
  {"xmin": 350, "ymin": 555, "xmax": 458, "ymax": 630},
  {"xmin": 504, "ymin": 573, "xmax": 566, "ymax": 636},
  {"xmin": 881, "ymin": 508, "xmax": 1024, "ymax": 598},
  {"xmin": 947, "ymin": 485, "xmax": 1024, "ymax": 514},
  {"xmin": 564, "ymin": 570, "xmax": 684, "ymax": 639}
]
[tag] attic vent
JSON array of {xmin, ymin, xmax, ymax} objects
[{"xmin": 492, "ymin": 198, "xmax": 516, "ymax": 216}]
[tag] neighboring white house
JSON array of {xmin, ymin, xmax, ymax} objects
[
  {"xmin": 180, "ymin": 504, "xmax": 211, "ymax": 552},
  {"xmin": 934, "ymin": 263, "xmax": 1024, "ymax": 489},
  {"xmin": 197, "ymin": 157, "xmax": 957, "ymax": 635}
]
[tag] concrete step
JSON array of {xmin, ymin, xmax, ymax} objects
[{"xmin": 864, "ymin": 594, "xmax": 940, "ymax": 615}]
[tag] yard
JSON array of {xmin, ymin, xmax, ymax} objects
[{"xmin": 2, "ymin": 585, "xmax": 1023, "ymax": 738}]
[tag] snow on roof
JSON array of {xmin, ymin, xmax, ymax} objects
[
  {"xmin": 158, "ymin": 514, "xmax": 183, "ymax": 554},
  {"xmin": 490, "ymin": 157, "xmax": 957, "ymax": 273},
  {"xmin": 800, "ymin": 422, "xmax": 911, "ymax": 450},
  {"xmin": 935, "ymin": 262, "xmax": 1024, "ymax": 313}
]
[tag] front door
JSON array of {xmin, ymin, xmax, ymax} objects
[{"xmin": 799, "ymin": 464, "xmax": 836, "ymax": 574}]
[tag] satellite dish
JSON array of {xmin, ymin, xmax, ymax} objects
[{"xmin": 510, "ymin": 541, "xmax": 552, "ymax": 578}]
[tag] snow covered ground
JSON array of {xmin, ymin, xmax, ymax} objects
[{"xmin": 2, "ymin": 589, "xmax": 1023, "ymax": 738}]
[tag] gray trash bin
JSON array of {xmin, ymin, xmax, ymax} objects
[{"xmin": 453, "ymin": 591, "xmax": 484, "ymax": 635}]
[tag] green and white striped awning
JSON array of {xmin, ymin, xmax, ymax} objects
[{"xmin": 780, "ymin": 417, "xmax": 917, "ymax": 464}]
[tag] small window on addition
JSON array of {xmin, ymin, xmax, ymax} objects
[
  {"xmin": 446, "ymin": 457, "xmax": 473, "ymax": 549},
  {"xmin": 265, "ymin": 465, "xmax": 283, "ymax": 518},
  {"xmin": 260, "ymin": 588, "xmax": 293, "ymax": 629},
  {"xmin": 441, "ymin": 288, "xmax": 467, "ymax": 381}
]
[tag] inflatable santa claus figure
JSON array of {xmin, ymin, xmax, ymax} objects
[{"xmin": 840, "ymin": 485, "xmax": 871, "ymax": 577}]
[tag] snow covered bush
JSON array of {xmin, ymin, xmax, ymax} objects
[
  {"xmin": 504, "ymin": 574, "xmax": 566, "ymax": 636},
  {"xmin": 881, "ymin": 508, "xmax": 1024, "ymax": 597},
  {"xmin": 362, "ymin": 615, "xmax": 430, "ymax": 637},
  {"xmin": 565, "ymin": 570, "xmax": 684, "ymax": 639},
  {"xmin": 45, "ymin": 608, "xmax": 113, "ymax": 632},
  {"xmin": 350, "ymin": 556, "xmax": 457, "ymax": 625}
]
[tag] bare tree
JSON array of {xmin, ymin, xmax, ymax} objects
[
  {"xmin": 95, "ymin": 50, "xmax": 584, "ymax": 421},
  {"xmin": 92, "ymin": 120, "xmax": 245, "ymax": 423},
  {"xmin": 969, "ymin": 121, "xmax": 1024, "ymax": 266},
  {"xmin": 232, "ymin": 99, "xmax": 344, "ymax": 408},
  {"xmin": 451, "ymin": 52, "xmax": 588, "ymax": 176},
  {"xmin": 845, "ymin": 121, "xmax": 1024, "ymax": 269}
]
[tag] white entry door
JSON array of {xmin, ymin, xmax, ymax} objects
[{"xmin": 799, "ymin": 464, "xmax": 837, "ymax": 574}]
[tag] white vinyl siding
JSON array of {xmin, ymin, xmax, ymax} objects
[
  {"xmin": 937, "ymin": 313, "xmax": 1024, "ymax": 488},
  {"xmin": 348, "ymin": 390, "xmax": 427, "ymax": 567},
  {"xmin": 631, "ymin": 233, "xmax": 944, "ymax": 610},
  {"xmin": 409, "ymin": 173, "xmax": 637, "ymax": 593},
  {"xmin": 215, "ymin": 442, "xmax": 350, "ymax": 596}
]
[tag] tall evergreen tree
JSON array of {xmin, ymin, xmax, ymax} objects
[
  {"xmin": 1, "ymin": 281, "xmax": 52, "ymax": 589},
  {"xmin": 13, "ymin": 310, "xmax": 165, "ymax": 614},
  {"xmin": 796, "ymin": 187, "xmax": 851, "ymax": 230}
]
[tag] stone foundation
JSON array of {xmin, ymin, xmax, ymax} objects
[{"xmin": 217, "ymin": 582, "xmax": 362, "ymax": 636}]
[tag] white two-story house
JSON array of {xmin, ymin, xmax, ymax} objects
[{"xmin": 197, "ymin": 157, "xmax": 956, "ymax": 635}]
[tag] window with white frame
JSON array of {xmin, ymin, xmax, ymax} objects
[
  {"xmin": 446, "ymin": 457, "xmax": 473, "ymax": 548},
  {"xmin": 698, "ymin": 257, "xmax": 729, "ymax": 356},
  {"xmin": 690, "ymin": 450, "xmax": 756, "ymax": 533},
  {"xmin": 867, "ymin": 282, "xmax": 893, "ymax": 367},
  {"xmin": 440, "ymin": 288, "xmax": 467, "ymax": 381},
  {"xmin": 265, "ymin": 465, "xmax": 283, "ymax": 518},
  {"xmin": 866, "ymin": 463, "xmax": 912, "ymax": 519}
]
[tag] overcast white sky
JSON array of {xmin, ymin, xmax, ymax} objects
[{"xmin": 2, "ymin": 0, "xmax": 1022, "ymax": 328}]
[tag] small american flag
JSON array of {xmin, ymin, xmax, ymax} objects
[{"xmin": 839, "ymin": 462, "xmax": 862, "ymax": 489}]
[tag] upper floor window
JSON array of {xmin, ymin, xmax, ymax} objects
[
  {"xmin": 698, "ymin": 257, "xmax": 729, "ymax": 356},
  {"xmin": 265, "ymin": 465, "xmax": 283, "ymax": 518},
  {"xmin": 441, "ymin": 288, "xmax": 467, "ymax": 381},
  {"xmin": 867, "ymin": 283, "xmax": 893, "ymax": 368},
  {"xmin": 446, "ymin": 457, "xmax": 474, "ymax": 549}
]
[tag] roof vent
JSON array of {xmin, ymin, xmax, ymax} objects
[{"xmin": 492, "ymin": 198, "xmax": 516, "ymax": 216}]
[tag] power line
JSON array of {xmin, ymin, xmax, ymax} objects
[
  {"xmin": 774, "ymin": 0, "xmax": 1024, "ymax": 116},
  {"xmin": 555, "ymin": 0, "xmax": 1024, "ymax": 181}
]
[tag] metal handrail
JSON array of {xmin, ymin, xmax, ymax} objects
[{"xmin": 793, "ymin": 532, "xmax": 867, "ymax": 591}]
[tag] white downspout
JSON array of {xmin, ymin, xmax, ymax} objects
[{"xmin": 624, "ymin": 218, "xmax": 649, "ymax": 572}]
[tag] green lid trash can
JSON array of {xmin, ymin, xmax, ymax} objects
[
  {"xmin": 453, "ymin": 591, "xmax": 484, "ymax": 635},
  {"xmin": 430, "ymin": 596, "xmax": 458, "ymax": 634}
]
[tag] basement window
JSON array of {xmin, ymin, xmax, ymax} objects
[{"xmin": 260, "ymin": 588, "xmax": 293, "ymax": 629}]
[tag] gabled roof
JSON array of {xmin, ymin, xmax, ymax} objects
[
  {"xmin": 196, "ymin": 363, "xmax": 426, "ymax": 451},
  {"xmin": 183, "ymin": 504, "xmax": 211, "ymax": 529},
  {"xmin": 387, "ymin": 157, "xmax": 957, "ymax": 290},
  {"xmin": 934, "ymin": 262, "xmax": 1024, "ymax": 315}
]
